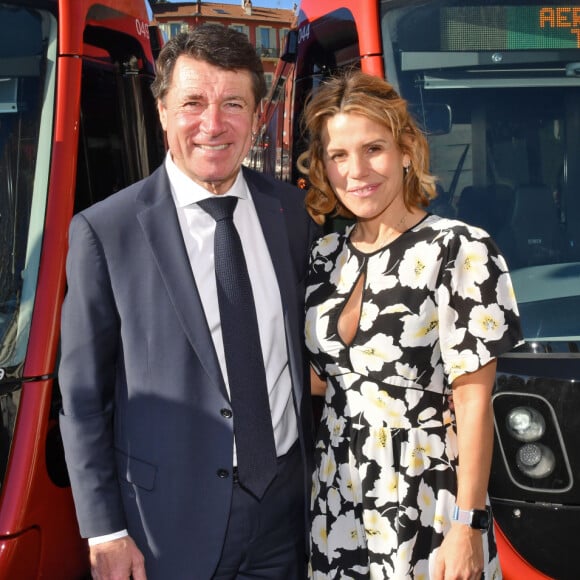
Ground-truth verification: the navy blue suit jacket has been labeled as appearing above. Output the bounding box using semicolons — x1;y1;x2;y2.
59;164;319;578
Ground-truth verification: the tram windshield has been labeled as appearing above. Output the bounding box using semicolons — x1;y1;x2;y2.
0;4;56;376
383;1;580;346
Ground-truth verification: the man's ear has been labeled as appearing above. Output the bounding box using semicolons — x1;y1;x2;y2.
158;100;168;131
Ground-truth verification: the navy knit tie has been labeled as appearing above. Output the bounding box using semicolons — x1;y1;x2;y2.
198;196;277;498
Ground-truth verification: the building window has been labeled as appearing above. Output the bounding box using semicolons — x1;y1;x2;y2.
264;72;274;95
161;21;188;39
256;26;277;58
229;24;249;39
280;28;290;51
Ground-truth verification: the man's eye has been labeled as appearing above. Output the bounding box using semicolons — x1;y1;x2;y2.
224;101;246;112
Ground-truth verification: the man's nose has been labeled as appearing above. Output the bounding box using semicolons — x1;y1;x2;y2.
199;104;226;134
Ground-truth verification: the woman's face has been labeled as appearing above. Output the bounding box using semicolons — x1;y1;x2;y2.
321;112;410;222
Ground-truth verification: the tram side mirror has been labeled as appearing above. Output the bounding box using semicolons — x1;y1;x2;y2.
0;79;18;114
410;103;452;136
281;30;298;63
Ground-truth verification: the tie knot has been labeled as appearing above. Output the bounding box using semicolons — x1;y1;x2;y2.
198;196;238;222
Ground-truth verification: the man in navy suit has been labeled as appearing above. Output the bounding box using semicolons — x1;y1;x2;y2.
59;24;319;579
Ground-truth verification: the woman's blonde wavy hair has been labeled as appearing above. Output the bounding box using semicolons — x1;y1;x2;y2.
297;70;437;225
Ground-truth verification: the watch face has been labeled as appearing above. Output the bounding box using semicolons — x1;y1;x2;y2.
471;509;491;530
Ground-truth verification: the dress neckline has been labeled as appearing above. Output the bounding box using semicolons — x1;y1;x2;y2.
346;213;432;257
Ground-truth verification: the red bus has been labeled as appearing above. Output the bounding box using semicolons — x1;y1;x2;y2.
0;0;164;576
253;1;580;579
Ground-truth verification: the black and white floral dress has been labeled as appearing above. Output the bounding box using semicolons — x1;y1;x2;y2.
305;214;522;579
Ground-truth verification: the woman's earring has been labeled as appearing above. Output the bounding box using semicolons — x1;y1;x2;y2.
404;164;410;175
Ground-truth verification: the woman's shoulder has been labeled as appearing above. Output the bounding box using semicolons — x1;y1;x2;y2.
418;213;494;242
309;225;352;258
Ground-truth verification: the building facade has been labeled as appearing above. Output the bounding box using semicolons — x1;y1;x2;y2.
150;1;295;92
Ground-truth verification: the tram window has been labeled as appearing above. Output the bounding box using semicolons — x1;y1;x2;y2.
74;61;127;213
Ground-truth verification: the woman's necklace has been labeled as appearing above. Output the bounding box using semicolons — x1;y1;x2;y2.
351;211;408;252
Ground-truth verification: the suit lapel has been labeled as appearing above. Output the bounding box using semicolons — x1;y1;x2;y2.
244;170;304;400
135;167;226;395
245;171;296;316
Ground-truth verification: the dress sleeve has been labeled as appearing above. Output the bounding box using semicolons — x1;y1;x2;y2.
436;225;524;385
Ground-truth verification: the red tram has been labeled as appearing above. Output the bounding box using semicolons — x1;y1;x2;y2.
252;2;580;578
0;0;164;576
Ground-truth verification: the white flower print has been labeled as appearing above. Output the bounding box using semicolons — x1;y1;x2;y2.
338;463;363;504
311;514;329;555
328;511;364;557
417;406;443;429
496;272;519;313
380;303;411;317
390;535;417;578
367;464;410;507
444;347;480;384
468;304;507;341
361;426;391;460
314;232;341;257
326;407;347;447
436;285;467;352
327;487;342;518
399;240;441;290
383;362;422;391
360;301;380;332
450;236;490;301
369;562;390;580
363;509;397;555
401;430;446;477
350;333;403;374
400;297;439;348
330;246;361;294
305;299;343;356
413;557;430;580
318;447;337;485
417;479;436;528
367;249;398;294
349;382;411;428
397;362;419;382
491;252;508;272
445;424;458;462
476;339;491;364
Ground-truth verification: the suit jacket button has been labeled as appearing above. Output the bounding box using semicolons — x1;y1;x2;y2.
217;469;230;479
220;408;233;419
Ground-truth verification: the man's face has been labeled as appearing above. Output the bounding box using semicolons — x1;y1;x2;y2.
158;56;258;194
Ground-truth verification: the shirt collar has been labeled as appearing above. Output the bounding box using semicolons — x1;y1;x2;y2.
165;153;248;208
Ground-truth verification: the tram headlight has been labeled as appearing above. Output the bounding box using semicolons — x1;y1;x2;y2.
506;406;545;442
516;443;556;479
492;388;573;493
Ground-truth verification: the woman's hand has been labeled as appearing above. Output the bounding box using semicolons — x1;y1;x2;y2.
433;523;484;580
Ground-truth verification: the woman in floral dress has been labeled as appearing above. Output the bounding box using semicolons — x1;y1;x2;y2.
299;72;522;579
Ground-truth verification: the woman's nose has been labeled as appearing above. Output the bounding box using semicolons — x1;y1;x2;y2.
347;153;368;178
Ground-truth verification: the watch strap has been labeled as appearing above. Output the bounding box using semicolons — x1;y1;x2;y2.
452;505;473;525
452;505;491;530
